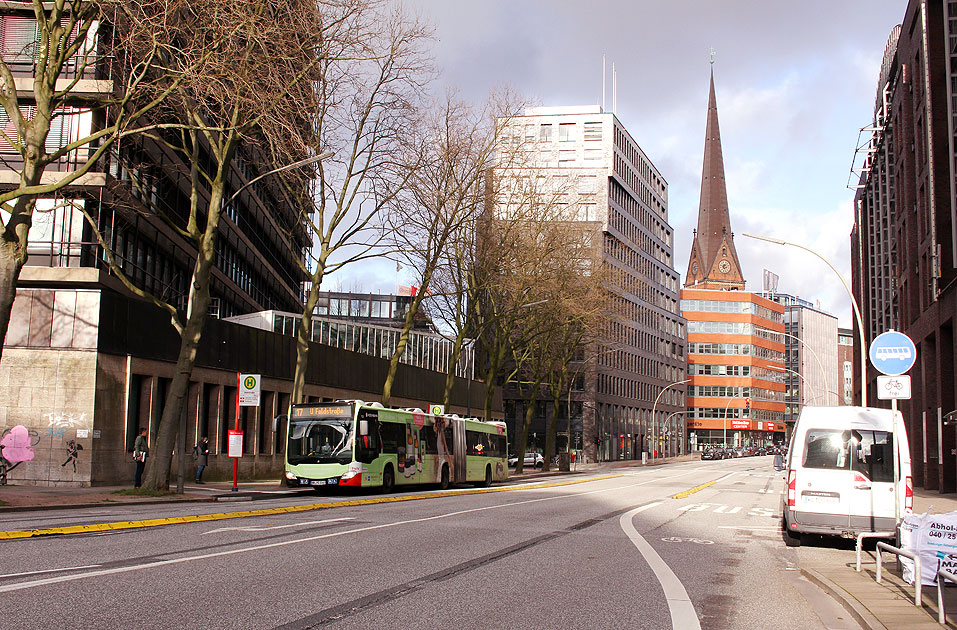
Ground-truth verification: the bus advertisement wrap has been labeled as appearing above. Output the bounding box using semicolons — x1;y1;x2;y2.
284;402;508;491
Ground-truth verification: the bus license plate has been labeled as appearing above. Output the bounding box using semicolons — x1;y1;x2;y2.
310;479;326;486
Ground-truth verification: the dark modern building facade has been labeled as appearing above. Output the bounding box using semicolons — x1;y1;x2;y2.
851;0;957;493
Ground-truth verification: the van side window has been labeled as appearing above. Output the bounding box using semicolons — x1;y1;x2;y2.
803;430;850;469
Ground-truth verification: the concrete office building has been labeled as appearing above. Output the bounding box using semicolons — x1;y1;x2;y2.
682;71;786;450
850;1;957;493
496;105;686;462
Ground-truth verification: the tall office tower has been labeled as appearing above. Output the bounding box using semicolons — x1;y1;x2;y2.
851;1;957;493
495;105;686;462
681;71;786;450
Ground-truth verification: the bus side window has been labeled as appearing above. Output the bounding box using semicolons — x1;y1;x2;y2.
423;426;438;454
380;421;402;454
445;427;454;454
357;419;380;463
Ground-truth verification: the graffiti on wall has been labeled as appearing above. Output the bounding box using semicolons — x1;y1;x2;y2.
0;425;40;485
61;439;84;473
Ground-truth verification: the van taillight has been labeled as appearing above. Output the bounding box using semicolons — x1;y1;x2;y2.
905;475;913;513
787;470;796;507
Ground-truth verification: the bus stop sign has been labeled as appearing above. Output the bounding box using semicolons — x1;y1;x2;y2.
869;330;916;376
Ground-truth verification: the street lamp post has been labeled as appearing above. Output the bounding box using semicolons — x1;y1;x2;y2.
664;410;692;454
651;379;690;459
743;233;868;404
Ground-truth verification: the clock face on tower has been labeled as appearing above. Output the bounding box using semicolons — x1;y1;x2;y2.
718;260;731;273
691;262;698;275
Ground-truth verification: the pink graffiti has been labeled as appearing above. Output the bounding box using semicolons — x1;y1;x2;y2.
0;425;36;464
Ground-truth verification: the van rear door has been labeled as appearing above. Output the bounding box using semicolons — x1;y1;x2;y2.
798;429;851;529
847;430;897;531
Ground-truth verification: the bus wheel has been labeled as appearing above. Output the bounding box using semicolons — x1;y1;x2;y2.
439;464;450;490
382;465;395;494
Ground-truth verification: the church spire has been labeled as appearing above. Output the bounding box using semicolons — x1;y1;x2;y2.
684;67;745;290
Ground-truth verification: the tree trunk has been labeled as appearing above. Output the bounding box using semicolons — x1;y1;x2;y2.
0;147;46;362
291;279;324;405
141;176;226;490
441;331;466;407
382;287;428;407
543;395;558;472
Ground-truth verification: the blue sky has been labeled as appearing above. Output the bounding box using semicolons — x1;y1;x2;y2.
330;0;908;327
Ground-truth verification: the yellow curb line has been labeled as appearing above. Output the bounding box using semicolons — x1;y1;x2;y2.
0;474;622;540
672;479;718;500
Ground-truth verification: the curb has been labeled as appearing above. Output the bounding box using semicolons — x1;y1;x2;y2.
801;568;886;630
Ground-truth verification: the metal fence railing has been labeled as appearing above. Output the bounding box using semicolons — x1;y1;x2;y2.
875;541;922;607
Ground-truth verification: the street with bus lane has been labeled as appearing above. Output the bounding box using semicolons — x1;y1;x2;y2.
0;457;862;630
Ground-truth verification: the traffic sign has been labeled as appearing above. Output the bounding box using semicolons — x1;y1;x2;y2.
877;375;912;400
239;373;261;406
869;330;916;376
429;404;445;416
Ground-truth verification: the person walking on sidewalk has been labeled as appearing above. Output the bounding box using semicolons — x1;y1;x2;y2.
133;428;148;488
193;436;209;484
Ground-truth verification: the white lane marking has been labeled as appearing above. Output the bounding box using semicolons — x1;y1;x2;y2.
620;504;701;630
0;470;702;594
202;517;354;535
0;564;102;579
717;526;781;532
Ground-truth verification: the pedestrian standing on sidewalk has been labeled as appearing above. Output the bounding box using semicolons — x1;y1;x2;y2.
133;428;148;488
193;436;209;484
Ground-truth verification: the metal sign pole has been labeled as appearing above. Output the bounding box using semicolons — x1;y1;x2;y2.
233;372;240;492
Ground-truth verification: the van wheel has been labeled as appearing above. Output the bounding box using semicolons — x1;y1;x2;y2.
783;517;802;547
439;464;450;490
382;465;395;494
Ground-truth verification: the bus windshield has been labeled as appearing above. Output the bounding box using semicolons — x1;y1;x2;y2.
287;419;354;465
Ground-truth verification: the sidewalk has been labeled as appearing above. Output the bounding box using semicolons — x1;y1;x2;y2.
801;488;957;630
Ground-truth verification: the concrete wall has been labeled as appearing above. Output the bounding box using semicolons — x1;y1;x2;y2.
0;348;98;486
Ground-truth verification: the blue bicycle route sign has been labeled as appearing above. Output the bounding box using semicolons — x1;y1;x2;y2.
869;330;917;376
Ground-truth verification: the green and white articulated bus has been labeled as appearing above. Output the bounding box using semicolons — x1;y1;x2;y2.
283;401;508;492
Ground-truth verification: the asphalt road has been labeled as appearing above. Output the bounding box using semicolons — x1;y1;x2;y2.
0;457;861;629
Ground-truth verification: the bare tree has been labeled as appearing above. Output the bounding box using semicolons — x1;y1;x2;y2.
0;0;184;361
379;92;514;407
280;2;432;406
80;0;345;490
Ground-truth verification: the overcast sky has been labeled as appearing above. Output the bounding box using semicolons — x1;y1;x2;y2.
331;0;908;327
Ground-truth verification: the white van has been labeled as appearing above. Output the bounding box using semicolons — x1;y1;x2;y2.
782;406;912;546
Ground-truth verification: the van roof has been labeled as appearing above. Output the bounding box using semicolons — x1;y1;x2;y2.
796;406;901;431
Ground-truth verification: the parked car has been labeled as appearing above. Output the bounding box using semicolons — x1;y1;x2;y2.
508;453;544;469
701;449;718;460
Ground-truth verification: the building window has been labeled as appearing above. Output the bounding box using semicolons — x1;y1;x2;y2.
540;124;553;142
559;123;575;142
584;148;602;160
584;122;602;141
559;150;575;163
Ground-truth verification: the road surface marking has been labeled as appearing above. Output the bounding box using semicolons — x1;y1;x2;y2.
0;564;102;579
0;481;668;593
620;504;700;630
202;517;354;535
0;474;621;540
